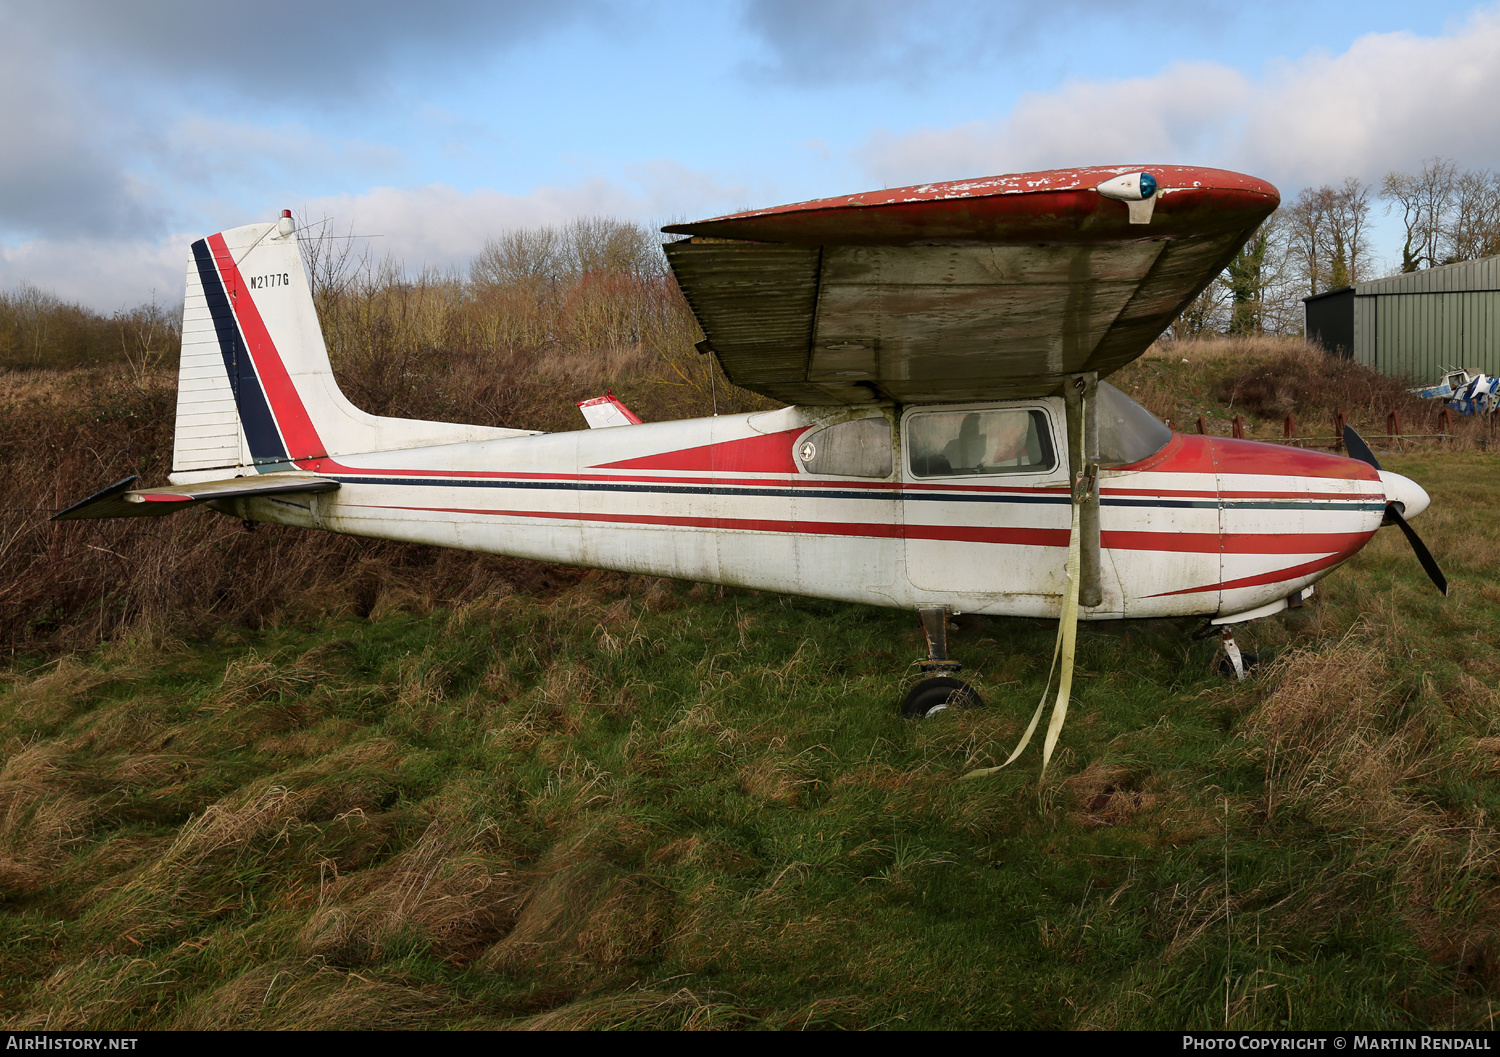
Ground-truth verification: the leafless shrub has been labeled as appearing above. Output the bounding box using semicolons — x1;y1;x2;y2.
1217;347;1443;430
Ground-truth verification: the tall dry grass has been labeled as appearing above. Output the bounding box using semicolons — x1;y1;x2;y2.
1;221;775;656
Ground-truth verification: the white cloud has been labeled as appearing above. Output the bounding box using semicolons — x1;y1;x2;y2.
0;236;193;312
0;164;759;310
859;61;1250;186
1242;15;1500;185
857;8;1500;192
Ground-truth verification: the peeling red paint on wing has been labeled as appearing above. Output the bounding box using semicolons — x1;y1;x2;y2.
664;165;1280;247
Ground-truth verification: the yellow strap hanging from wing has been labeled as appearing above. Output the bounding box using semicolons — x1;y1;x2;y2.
963;389;1086;787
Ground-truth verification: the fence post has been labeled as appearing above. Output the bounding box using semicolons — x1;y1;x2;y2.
1284;413;1297;442
1334;411;1346;450
1232;414;1244;439
1439;406;1453;439
1196;416;1207;435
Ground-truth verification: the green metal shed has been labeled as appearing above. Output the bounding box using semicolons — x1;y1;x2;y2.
1303;255;1500;383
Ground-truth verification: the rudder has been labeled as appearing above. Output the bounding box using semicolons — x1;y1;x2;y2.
171;214;529;483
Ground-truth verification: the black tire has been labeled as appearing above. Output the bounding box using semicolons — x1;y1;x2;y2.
900;676;983;718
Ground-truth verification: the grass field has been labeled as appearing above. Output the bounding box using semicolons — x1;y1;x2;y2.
3;444;1498;1030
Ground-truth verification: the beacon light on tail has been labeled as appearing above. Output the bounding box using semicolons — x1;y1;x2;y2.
55;166;1445;778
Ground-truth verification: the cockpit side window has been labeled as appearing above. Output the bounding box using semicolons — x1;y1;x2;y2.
797;416;893;478
1096;381;1173;467
907;408;1054;478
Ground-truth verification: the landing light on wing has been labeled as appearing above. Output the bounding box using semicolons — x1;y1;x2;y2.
1096;171;1159;224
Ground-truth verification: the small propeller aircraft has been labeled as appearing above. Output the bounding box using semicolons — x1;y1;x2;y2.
55;165;1446;766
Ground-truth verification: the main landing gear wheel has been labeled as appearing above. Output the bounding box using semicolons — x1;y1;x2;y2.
901;676;984;718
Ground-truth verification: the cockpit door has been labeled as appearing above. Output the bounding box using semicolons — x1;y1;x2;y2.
901;400;1076;601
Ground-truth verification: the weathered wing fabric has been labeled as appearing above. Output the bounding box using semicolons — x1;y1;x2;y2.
663;165;1279;405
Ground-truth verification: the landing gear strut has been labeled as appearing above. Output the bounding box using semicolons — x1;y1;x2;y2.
1214;627;1259;681
901;608;984;718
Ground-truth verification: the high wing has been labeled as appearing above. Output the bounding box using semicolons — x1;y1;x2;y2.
53;474;339;520
662;165;1279;405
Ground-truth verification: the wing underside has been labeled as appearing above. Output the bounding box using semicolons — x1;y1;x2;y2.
663;165;1279;405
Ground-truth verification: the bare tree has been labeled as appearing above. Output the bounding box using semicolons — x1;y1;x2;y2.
1324;177;1373;287
1168;280;1228;339
471;226;564;291
1224;213;1286;335
1444;168;1500;263
563;217;663;278
1286;187;1331;296
296;212;367;313
1380;157;1456;272
1283;179;1373;296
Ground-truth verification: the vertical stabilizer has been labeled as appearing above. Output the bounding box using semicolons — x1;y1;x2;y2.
171;215;532;482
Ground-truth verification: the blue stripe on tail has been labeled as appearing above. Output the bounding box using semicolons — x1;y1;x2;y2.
191;239;288;467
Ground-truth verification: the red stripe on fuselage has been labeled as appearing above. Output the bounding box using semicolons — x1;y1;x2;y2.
351;504;1373;560
1103;530;1374;554
355;504;1073;546
1148;552;1355;596
207;233;327;461
593;428;803;473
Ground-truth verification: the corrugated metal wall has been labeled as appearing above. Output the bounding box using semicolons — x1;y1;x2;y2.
1308;256;1500;383
1306;289;1354;356
1358;255;1500;295
1372;291;1500;381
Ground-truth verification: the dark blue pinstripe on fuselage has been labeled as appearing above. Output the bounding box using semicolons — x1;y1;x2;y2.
191;239;287;466
319;475;1386;511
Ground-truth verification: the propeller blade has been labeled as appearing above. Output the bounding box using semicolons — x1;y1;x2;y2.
1343;425;1382;471
1386;503;1448;596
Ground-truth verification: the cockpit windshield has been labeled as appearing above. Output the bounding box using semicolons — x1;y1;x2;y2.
1096;381;1172;467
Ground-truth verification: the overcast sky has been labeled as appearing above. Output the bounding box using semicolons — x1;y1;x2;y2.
3;0;1498;309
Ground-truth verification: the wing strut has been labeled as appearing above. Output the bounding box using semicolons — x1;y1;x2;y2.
964;372;1098;790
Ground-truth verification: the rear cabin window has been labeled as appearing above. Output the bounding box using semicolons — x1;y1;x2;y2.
1096;382;1172;467
907;408;1054;478
796;417;893;478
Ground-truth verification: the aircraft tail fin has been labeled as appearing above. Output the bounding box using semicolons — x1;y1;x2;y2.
172;213;531;482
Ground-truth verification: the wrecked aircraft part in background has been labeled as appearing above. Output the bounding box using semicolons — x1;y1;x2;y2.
1411;368;1500;416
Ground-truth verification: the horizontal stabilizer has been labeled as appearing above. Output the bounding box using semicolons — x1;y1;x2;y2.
53;474;339;521
577;393;643;428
